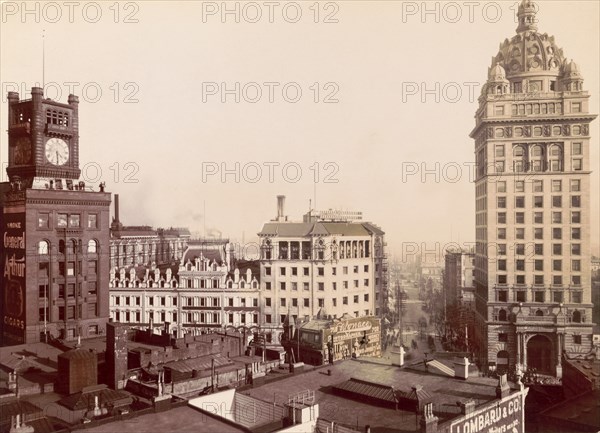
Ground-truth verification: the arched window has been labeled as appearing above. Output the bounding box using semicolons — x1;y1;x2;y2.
530;145;545;172
498;309;508;321
87;239;98;253
38;240;50;255
535;309;544;317
572;310;582;323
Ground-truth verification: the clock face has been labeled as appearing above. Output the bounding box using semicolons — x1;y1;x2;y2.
14;136;32;165
45;138;69;166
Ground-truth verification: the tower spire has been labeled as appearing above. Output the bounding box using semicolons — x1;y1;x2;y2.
516;0;538;33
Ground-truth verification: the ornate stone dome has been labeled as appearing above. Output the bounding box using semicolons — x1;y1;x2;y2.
491;0;566;79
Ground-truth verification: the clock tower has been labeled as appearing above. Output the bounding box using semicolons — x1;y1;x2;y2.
1;87;111;346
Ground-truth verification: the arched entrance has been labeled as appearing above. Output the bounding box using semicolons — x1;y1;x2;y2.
527;335;553;374
497;350;510;375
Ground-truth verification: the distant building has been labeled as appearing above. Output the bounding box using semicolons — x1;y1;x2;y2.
470;0;596;376
257;195;387;346
443;249;475;308
109;194;190;268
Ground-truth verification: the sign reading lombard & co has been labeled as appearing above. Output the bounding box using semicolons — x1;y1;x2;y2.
449;389;528;433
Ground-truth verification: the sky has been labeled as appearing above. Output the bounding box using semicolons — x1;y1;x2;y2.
1;0;599;260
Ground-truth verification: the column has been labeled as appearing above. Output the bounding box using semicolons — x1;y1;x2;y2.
516;332;521;367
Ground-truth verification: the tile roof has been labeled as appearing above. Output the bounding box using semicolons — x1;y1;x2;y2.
333;378;397;404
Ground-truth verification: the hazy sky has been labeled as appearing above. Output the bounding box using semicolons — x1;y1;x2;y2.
1;1;599;259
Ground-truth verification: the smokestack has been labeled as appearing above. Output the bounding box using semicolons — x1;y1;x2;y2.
114;194;120;223
277;195;286;221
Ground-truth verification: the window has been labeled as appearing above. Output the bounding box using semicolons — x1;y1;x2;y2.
516;275;525;285
291;267;297;276
498;260;507;271
552;212;562;224
303;282;309;291
571;196;581;208
553;244;562;255
533;180;543;192
87;239;98;253
38;213;50;228
515;244;525;255
571;102;582;113
553;291;563;303
68;214;80;228
571;211;581;223
497;275;507;285
553;275;563;286
515;212;524;224
570;179;581;192
499;333;508;342
497;181;506;193
552;180;562;192
515;228;525;239
304;298;310;307
516;291;526;302
571;228;581;240
534;275;544;285
553;260;562;271
280;282;286;291
57;213;68;227
573;159;582;170
280;298;286;307
535;244;543;255
534;228;543;239
291;282;298;291
292;298;298;307
331;267;337;276
534;196;543;208
572;275;581;285
498;290;507;301
552;196;562;208
515;196;525;208
572;292;582;303
496;161;505;173
364;265;369;272
343;296;348;305
266;315;272;323
497;228;506;240
353;295;359;304
265;267;271;276
265;282;272;290
534;260;544;271
534;291;544;302
497;197;506;208
534;212;543;224
572;260;581;271
516;260;525;271
303;267;309;276
318;267;324;276
318;282;324;291
88;260;98;274
497;212;506;224
573;335;582;345
515;181;525;192
318;298;325;307
495;145;505;157
87;214;97;229
265;297;271;307
364;279;369;286
571;244;581;255
280;267;286;276
552;228;562;240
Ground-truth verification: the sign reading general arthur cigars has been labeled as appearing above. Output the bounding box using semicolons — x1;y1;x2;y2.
2;210;27;344
450;391;527;433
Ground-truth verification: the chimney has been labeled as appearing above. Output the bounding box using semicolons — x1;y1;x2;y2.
277;195;286;221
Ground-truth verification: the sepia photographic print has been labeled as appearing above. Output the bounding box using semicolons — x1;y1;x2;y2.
0;1;598;432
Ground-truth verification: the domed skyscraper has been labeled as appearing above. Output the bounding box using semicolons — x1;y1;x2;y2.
469;0;596;378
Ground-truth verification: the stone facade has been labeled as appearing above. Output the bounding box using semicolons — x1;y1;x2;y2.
470;0;596;376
